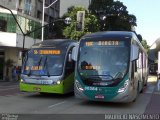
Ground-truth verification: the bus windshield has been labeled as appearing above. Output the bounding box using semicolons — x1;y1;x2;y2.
78;39;130;82
22;48;65;76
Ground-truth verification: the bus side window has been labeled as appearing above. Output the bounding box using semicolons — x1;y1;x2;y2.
135;61;137;72
132;61;137;77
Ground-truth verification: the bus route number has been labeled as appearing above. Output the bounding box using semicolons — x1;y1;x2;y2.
85;86;98;91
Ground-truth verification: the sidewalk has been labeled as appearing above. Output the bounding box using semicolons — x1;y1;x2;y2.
144;80;160;114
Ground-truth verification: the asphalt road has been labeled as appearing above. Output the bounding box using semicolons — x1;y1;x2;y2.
0;75;158;120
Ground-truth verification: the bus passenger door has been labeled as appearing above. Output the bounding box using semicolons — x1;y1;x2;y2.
63;49;75;93
131;44;139;93
131;61;138;90
138;52;144;92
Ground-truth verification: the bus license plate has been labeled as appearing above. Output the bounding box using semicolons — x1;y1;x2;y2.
95;95;104;99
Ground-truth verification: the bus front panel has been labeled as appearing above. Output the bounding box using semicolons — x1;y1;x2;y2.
20;48;74;94
75;38;134;102
20;72;74;94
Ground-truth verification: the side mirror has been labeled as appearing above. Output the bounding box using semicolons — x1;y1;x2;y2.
71;45;79;61
131;44;139;61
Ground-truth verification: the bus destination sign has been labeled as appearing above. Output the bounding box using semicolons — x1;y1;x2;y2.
33;50;61;55
85;41;124;47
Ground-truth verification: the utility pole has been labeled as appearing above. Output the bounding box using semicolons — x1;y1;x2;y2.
42;0;59;41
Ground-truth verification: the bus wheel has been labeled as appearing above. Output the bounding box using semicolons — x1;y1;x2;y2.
140;88;143;93
144;80;148;86
144;77;148;86
39;92;48;96
140;80;144;93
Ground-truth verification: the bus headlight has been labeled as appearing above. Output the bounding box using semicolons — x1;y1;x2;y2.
20;79;24;83
75;80;84;91
56;80;61;85
118;80;129;93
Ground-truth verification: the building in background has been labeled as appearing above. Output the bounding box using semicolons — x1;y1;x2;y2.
0;0;91;80
148;37;160;74
59;0;91;17
0;0;60;80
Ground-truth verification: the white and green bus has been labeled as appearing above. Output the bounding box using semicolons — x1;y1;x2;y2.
73;31;148;102
20;39;77;94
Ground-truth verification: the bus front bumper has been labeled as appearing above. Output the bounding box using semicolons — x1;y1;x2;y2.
20;82;64;94
74;82;135;102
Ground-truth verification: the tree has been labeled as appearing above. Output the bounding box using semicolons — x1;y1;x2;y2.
48;20;66;39
28;20;42;39
63;6;100;40
89;0;137;31
141;39;150;52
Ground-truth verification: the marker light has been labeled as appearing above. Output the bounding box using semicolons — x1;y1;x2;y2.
118;80;129;93
75;80;84;91
56;80;61;85
20;79;24;83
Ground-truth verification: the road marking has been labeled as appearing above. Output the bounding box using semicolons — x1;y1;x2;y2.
48;101;66;109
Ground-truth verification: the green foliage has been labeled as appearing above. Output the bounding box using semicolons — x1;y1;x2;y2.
141;39;150;52
89;0;137;31
63;6;100;40
28;20;42;39
51;21;65;38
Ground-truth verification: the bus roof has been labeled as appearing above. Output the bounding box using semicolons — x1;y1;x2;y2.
31;39;77;48
82;31;137;39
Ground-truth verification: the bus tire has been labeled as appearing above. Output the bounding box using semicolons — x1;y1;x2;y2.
144;80;148;86
140;80;144;93
39;92;48;96
144;83;147;86
140;88;143;93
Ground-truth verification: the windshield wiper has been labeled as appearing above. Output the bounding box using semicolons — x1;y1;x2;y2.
43;56;50;77
38;56;42;69
114;72;123;79
87;76;101;80
87;75;114;81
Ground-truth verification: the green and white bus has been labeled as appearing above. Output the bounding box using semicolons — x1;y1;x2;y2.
20;39;77;94
73;31;148;102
